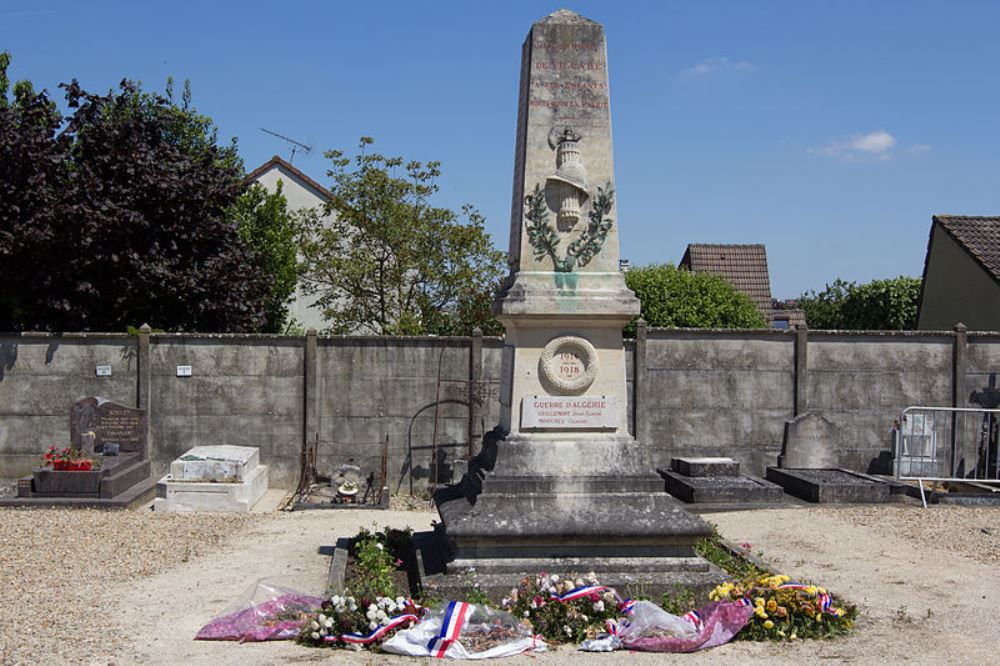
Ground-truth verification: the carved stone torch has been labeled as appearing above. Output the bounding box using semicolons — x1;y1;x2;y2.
546;127;589;230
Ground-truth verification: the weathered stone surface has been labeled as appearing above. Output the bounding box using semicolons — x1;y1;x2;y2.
169;445;259;482
154;463;269;512
504;9;621;276
70;397;146;456
779;411;839;469
661;470;784;504
671;456;741;477
765;467;890;503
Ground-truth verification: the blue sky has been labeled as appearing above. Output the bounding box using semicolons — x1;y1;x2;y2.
4;1;999;297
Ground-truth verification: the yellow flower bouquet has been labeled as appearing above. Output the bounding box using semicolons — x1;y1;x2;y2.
709;573;856;641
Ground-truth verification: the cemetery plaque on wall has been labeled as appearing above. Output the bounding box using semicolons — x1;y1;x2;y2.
70;397;147;456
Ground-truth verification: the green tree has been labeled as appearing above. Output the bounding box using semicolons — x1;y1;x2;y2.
623;263;767;333
797;276;920;330
228;182;300;333
298;137;506;335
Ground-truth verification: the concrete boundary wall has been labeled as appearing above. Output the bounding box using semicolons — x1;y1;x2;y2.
1;324;996;492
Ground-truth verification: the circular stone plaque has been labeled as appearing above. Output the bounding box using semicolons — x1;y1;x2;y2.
539;335;599;392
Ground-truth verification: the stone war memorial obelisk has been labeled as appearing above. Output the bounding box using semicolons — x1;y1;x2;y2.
431;9;717;598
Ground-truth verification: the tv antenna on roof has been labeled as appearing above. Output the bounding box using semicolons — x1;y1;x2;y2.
260;127;313;164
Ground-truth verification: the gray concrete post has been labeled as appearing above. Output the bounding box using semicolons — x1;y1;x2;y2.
634;318;648;444
304;329;318;451
468;327;483;456
952;322;967;408
951;323;968;476
137;324;152;461
137;324;151;412
794;324;809;416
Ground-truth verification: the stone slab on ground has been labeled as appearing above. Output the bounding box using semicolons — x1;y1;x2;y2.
170;445;259;483
661;470;785;504
670;457;742;477
766;467;891;503
153;463;269;513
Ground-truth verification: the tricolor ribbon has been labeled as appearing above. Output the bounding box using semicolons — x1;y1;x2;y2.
605;619;619;636
618;598;636;615
683;609;704;633
323;612;419;645
551;585;613;603
776;583;840;616
736;597;753;607
427;601;471;658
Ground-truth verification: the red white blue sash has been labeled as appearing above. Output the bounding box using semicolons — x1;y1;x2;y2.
324;613;419;645
427;601;471;658
552;585;624;603
683;609;704;632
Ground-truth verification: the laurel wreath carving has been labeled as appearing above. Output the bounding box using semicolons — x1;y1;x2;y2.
524;182;615;272
539;335;598;393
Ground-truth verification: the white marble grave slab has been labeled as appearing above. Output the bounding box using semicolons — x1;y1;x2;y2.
153;463;269;513
169;445;258;483
520;395;617;430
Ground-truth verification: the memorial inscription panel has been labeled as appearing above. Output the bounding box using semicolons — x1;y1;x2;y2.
521;395;617;430
70;397;147;455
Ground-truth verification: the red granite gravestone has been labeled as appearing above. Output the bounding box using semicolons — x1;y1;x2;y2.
2;396;155;506
69;396;147;457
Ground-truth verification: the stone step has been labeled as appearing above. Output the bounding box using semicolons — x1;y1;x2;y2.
420;569;727;604
447;556;710;575
482;475;664;495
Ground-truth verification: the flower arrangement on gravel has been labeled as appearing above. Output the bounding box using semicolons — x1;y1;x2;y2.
500;572;622;643
40;445;97;471
709;573;857;641
297;593;421;648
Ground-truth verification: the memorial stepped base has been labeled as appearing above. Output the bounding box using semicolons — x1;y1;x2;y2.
429;472;722;600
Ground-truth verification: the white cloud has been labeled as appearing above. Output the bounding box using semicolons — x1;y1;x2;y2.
681;56;753;78
809;130;897;161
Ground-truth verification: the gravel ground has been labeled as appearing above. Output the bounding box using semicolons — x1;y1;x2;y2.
1;503;999;665
813;504;1000;565
0;508;259;664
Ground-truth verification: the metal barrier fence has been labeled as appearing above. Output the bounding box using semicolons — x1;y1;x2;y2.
894;406;1000;488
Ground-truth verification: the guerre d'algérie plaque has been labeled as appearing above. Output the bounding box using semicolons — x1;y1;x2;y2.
521;395;617;430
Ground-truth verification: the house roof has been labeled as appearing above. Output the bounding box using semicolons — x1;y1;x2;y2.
772;308;807;329
931;215;1000;285
679;243;773;319
246;155;332;201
